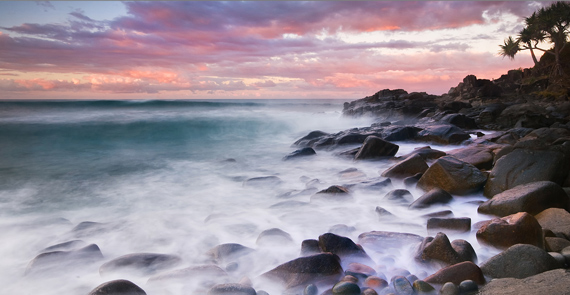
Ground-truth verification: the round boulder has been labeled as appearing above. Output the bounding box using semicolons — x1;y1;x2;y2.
417;156;487;195
88;279;146;295
476;212;544;250
480;244;560;279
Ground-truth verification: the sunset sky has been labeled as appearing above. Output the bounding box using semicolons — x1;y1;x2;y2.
0;1;549;100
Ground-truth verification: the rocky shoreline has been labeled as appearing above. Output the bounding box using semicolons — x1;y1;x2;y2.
30;70;570;295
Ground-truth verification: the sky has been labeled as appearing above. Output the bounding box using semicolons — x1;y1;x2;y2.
0;1;550;100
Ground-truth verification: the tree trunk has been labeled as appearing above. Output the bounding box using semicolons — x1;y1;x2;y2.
529;47;538;65
555;44;564;76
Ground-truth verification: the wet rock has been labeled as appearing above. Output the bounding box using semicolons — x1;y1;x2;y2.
99;253;182;276
420;210;454;218
484;147;570;197
337;132;371;145
440;113;477;129
480;244;560;279
375;206;394;218
362;288;379;295
439;282;459;295
261;253;343;289
447;146;494;170
478;181;569;216
87;279;146;295
311;186;353;202
415;233;473;268
426;217;471;235
364;276;389;290
417;156;487;195
550;252;567;267
283;147;316;160
301;239;321;256
25;244;104;276
338;168;367;180
256;228;294;246
147;264;228;283
391;276;413;295
243;176;282;187
355;136;399;160
294;131;331;147
382;126;422;141
381;154;428;178
383;189;414;203
207;243;255;264
409;188;453;209
535;208;570;239
207;283;256;295
358;231;423;251
424;261;485;285
458;280;478;294
304;284;318;295
477;268;570;295
318;233;372;265
332;281;361;295
399;146;446;161
403;173;423;187
415;125;471;145
41;240;86;252
496;103;554;129
476;212;544;250
451;239;478;264
412;280;436;295
345;262;376;279
545;237;570;252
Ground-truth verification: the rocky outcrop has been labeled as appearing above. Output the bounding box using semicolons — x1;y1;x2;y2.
477;269;570;295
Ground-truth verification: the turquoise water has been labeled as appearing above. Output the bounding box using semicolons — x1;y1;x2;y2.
0;99;492;295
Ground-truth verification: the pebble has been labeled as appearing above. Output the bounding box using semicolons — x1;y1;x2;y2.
332;281;361;295
304;284;318;295
391;276;413;295
458;280;478;294
412;280;435;294
439;282;459;295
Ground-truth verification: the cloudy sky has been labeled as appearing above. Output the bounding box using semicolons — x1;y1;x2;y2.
0;1;549;100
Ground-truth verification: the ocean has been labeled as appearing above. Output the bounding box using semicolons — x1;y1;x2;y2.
0;99;494;294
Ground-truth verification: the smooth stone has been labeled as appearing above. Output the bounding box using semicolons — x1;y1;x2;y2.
447;146;493;170
304;284;318;295
478;181;569;216
412;280;436;295
415;233;475;267
415;125;471;145
207;243;255;264
41;240;86;252
535;208;570;239
283;147;316;160
300;239;321;256
376;206;394;218
87;279;146;295
355;136;399;160
261;253;343;289
480;244;560;279
257;291;269;295
477;269;570;295
420;210;454;219
207;283;256;295
362;288;379;295
391;276;413;295
424;261;485;285
426;217;471;234
99;253;182;276
381;154;428;178
383;189;414;203
545;237;570;252
549;252;566;267
409;188;453;209
364;276;389;290
458;280;478;294
416;156;486;195
256;228;294;246
332;281;360;295
318;233;373;265
399;146;447;161
476;212;544;250
25;244;104;276
439;282;458;295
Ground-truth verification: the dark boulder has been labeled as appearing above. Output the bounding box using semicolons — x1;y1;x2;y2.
478;181;569;216
417;156;487;195
484;147;570;197
87;279;146;295
383;189;414;203
545;237;570;252
399;146;446;161
99;253;182;276
354;136;399;160
480;244;560;279
381;154;428;178
382;126;422;141
536;208;570;240
424;261;485;285
409;188;453;209
476;212;544;250
477;268;570;295
25;244;103;276
294;131;331;147
415;233;475;268
261;253;343;289
283;147;316;160
318;233;373;265
447;146;494;170
300;239;321;257
415;125;471;145
426;217;471;235
440;114;477;129
311;186;353;202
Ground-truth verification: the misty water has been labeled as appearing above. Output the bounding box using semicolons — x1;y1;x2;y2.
0;99;498;295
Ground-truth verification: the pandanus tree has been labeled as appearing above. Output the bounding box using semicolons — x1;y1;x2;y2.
499;1;570;76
